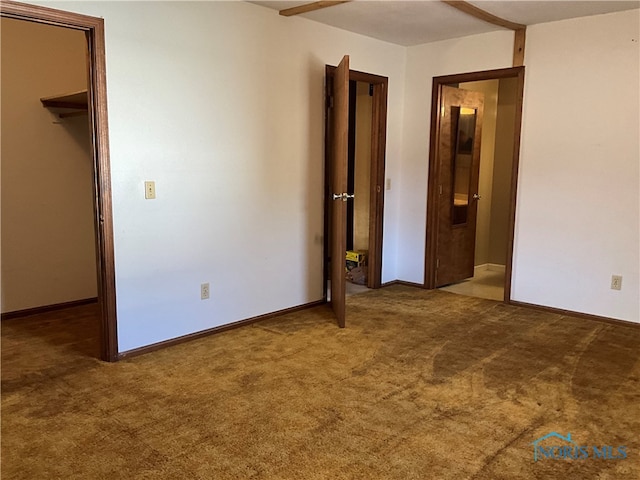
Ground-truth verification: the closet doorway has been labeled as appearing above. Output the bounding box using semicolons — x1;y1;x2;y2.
324;66;388;308
1;1;117;361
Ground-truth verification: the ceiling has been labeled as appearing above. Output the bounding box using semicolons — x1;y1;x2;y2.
250;1;640;46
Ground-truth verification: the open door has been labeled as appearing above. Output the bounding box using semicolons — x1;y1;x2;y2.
329;55;349;327
324;66;388;295
435;85;484;287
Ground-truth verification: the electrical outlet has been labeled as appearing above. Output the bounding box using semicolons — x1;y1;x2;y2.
610;275;622;291
144;181;156;199
201;283;210;300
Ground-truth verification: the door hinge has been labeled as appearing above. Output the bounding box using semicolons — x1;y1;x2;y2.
369;83;374;96
328;96;334;109
439;185;443;195
436;258;440;269
441;105;445;117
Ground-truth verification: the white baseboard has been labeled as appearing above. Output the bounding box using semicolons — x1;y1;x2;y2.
474;263;506;274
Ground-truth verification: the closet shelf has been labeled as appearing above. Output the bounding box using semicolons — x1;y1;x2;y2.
40;90;88;118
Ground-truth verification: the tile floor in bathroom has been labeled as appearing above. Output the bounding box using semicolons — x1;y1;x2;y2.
439;267;504;301
342;266;505;301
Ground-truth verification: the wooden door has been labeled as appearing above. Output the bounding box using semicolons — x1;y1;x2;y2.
329;55;349;327
435;85;484;287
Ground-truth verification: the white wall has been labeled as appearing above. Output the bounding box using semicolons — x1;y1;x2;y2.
398;31;514;283
1;18;97;313
513;10;639;322
34;1;406;351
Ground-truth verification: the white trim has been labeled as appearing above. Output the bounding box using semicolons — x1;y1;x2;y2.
474;263;506;274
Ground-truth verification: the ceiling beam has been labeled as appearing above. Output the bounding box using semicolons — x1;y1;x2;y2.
441;0;525;31
280;0;527;66
279;1;350;17
442;1;526;66
512;27;526;67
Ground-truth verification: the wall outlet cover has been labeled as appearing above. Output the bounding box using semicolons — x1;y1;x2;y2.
610;275;622;291
201;282;210;300
144;181;156;199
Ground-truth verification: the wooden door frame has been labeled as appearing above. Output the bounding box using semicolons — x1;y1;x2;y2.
424;66;525;303
1;0;118;361
324;66;388;294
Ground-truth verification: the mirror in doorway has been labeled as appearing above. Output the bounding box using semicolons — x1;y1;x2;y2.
451;106;477;225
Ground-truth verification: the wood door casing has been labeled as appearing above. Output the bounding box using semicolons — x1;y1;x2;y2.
329;55;349;328
425;67;525;300
435;85;484;287
1;0;118;361
324;67;388;294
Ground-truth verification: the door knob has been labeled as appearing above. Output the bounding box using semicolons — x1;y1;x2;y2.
473;193;481;200
333;193;355;201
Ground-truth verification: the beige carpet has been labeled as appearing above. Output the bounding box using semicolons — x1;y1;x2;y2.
2;285;639;479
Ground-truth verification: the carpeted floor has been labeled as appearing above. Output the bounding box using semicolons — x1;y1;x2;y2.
2;285;639;479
